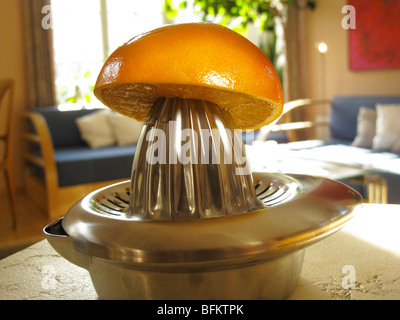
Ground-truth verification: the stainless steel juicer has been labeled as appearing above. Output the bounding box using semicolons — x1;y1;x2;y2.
44;98;362;299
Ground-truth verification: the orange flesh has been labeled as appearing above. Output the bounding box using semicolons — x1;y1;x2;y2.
95;82;281;129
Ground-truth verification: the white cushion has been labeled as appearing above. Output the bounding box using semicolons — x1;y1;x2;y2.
106;113;143;146
351;107;377;148
76;109;116;149
372;104;400;152
391;139;400;153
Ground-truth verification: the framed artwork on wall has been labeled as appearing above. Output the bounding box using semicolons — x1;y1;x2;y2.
349;0;400;70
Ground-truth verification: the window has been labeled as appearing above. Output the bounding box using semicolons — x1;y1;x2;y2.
50;0;277;108
51;0;165;106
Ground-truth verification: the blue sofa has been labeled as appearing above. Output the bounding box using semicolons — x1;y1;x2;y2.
330;96;400;145
23;106;137;218
282;96;400;204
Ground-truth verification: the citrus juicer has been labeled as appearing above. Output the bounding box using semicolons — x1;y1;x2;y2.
44;23;362;299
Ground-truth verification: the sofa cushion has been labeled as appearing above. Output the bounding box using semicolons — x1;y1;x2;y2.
106;113;143;146
351;107;377;148
55;145;136;187
372;104;400;152
330;96;400;142
75;109;116;149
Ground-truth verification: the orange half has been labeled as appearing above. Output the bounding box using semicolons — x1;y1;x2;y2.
94;23;283;129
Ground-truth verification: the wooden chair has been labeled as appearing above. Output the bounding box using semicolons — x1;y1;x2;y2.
256;98;331;142
22;111;128;220
0;79;17;229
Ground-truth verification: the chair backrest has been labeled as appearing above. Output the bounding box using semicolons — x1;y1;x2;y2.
0;79;15;161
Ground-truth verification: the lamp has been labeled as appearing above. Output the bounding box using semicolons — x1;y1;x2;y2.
316;41;328;54
315;41;328;99
315;41;329;139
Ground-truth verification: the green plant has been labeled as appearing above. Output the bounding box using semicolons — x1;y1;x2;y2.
57;70;94;104
164;0;279;35
163;0;315;84
165;0;315;31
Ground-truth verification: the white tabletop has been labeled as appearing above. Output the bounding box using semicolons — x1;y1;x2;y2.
1;203;400;300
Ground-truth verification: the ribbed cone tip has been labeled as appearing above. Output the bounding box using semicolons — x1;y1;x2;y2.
128;98;261;221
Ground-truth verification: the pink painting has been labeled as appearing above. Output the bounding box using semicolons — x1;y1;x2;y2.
349;0;400;70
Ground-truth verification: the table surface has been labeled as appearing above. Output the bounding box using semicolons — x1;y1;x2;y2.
1;203;400;300
246;141;400;179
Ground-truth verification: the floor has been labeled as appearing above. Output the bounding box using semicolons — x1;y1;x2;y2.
0;193;50;260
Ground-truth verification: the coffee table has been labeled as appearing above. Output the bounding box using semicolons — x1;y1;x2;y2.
246;141;389;203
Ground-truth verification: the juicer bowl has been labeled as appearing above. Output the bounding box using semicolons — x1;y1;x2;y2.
44;172;362;300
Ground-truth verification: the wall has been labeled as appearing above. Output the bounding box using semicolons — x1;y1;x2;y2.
0;0;28;193
304;0;400;100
